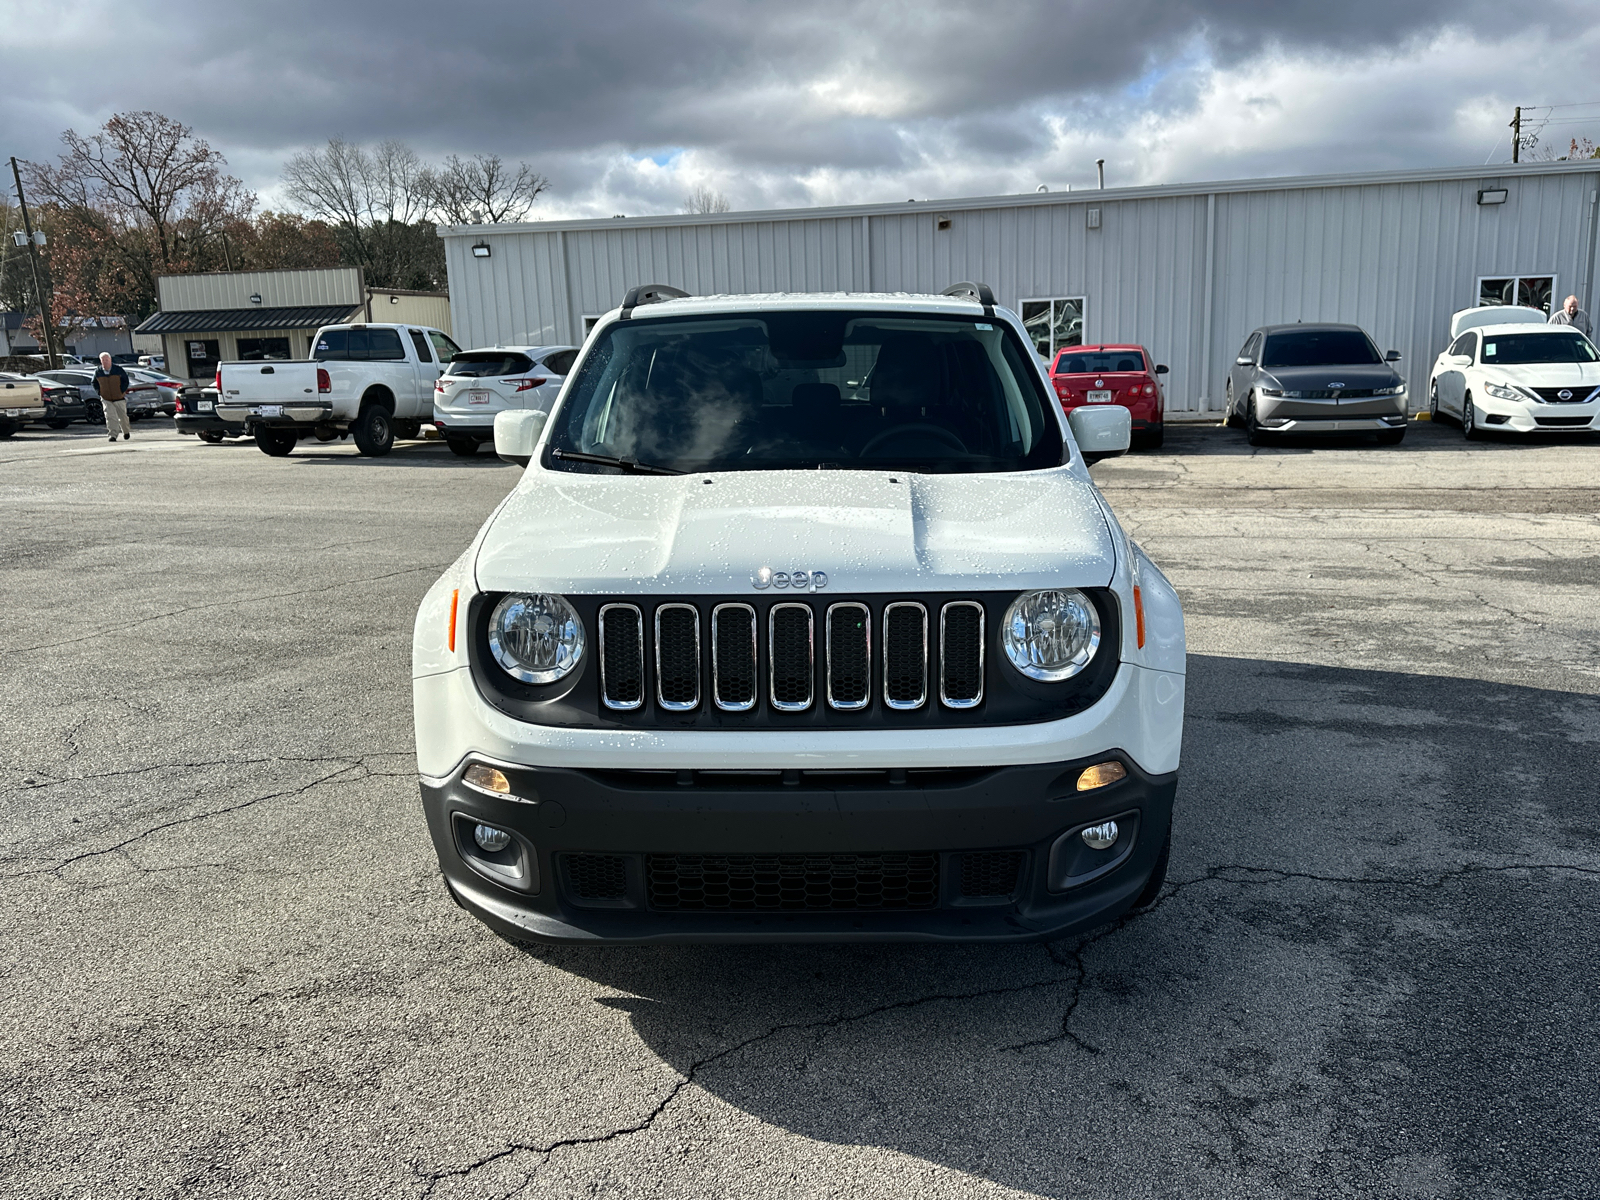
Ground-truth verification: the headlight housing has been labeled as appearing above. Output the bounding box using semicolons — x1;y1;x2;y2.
1484;381;1526;402
1002;589;1101;681
1373;384;1406;396
488;593;585;684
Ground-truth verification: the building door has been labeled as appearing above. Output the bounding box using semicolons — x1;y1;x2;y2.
185;339;221;380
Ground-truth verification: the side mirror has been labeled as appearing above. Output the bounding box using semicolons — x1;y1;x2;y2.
1235;356;1254;367
1385;349;1403;361
494;409;547;467
1154;363;1169;375
1068;405;1131;465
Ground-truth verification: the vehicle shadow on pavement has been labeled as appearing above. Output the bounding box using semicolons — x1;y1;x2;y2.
522;655;1600;1197
1159;420;1600;455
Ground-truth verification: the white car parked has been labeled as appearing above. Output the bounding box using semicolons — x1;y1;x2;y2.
432;344;578;457
1429;310;1600;438
411;284;1186;945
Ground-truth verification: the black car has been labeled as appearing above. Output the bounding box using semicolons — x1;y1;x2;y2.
174;386;246;442
34;370;104;426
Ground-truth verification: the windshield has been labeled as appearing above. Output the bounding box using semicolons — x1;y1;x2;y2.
544;311;1063;474
1261;330;1381;367
1480;331;1599;364
447;351;535;378
1054;350;1146;374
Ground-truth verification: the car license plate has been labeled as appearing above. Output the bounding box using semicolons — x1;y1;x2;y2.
466;390;494;405
1087;390;1112;403
198;401;214;412
257;404;282;417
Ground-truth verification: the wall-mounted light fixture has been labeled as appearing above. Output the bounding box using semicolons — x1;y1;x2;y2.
1478;188;1509;205
389;294;399;304
248;293;262;304
471;242;491;258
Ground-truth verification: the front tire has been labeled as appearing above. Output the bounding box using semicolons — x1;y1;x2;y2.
352;404;395;457
446;437;480;457
0;421;15;439
1462;393;1483;441
1429;383;1440;421
1244;394;1268;446
255;427;297;457
47;420;69;429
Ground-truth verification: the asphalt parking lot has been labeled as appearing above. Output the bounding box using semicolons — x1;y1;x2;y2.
2;418;1597;1198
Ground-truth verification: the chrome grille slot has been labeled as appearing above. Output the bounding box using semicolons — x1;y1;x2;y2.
654;604;701;711
768;603;814;712
826;602;871;710
883;602;928;710
597;603;644;711
939;601;984;708
711;603;757;711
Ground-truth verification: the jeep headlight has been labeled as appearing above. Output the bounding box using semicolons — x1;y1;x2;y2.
1002;589;1101;681
1484;381;1525;402
488;593;585;683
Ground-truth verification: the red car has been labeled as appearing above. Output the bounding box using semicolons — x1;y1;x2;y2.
1050;344;1168;448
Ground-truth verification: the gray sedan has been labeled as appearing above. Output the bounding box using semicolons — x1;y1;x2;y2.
1225;323;1408;445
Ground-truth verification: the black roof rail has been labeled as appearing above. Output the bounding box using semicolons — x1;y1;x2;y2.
941;282;996;317
619;283;691;320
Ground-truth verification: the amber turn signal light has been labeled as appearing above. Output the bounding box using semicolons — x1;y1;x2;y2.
464;764;512;795
1133;584;1145;649
1076;761;1127;791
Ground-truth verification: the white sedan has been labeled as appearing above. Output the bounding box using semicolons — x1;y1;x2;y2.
432;344;578;457
1428;322;1600;438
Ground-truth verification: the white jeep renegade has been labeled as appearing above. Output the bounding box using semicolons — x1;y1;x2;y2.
412;284;1185;944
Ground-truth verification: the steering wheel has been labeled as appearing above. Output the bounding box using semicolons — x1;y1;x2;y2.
860;422;969;457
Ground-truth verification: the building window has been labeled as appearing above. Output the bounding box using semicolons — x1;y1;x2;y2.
1020;297;1086;358
1479;275;1554;313
237;337;292;360
185;339;221;379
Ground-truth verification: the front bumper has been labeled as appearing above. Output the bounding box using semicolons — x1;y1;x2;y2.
423;754;1176;944
1471;396;1599;433
1261;414;1408;434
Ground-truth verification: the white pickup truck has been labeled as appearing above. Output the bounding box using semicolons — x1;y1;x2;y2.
215;322;461;457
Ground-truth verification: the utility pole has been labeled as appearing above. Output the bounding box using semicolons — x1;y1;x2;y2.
1511;106;1522;164
9;156;59;369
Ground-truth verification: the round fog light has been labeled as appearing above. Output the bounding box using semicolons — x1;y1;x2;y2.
1081;820;1120;851
473;824;512;853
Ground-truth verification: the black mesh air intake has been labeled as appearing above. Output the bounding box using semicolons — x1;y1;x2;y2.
827;603;870;709
712;604;757;710
769;604;814;711
883;603;927;709
655;604;700;710
959;851;1024;898
940;602;983;707
598;605;643;710
646;853;938;911
566;854;628;899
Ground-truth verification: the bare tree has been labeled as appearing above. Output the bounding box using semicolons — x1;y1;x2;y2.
283;137;442;288
428;153;548;225
682;185;732;215
23;111;254;319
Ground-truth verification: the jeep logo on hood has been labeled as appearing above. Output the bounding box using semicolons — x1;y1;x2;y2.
753;566;828;591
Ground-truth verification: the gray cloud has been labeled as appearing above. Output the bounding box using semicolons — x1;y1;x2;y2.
1;0;1593;218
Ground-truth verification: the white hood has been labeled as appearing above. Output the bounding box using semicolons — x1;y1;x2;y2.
1481;361;1600;386
473;467;1116;595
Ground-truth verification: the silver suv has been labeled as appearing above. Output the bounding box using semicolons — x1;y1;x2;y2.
1226;323;1408;445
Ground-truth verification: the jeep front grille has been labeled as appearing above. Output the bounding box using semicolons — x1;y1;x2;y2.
825;602;871;710
883;602;928;710
711;604;757;711
939;601;984;708
654;604;700;711
598;604;644;710
768;603;814;711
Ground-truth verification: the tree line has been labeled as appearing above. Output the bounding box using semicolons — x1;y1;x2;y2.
2;111;547;344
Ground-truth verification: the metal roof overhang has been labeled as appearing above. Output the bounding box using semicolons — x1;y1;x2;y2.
134;305;359;334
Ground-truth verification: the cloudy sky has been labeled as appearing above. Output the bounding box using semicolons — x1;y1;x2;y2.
6;0;1600;220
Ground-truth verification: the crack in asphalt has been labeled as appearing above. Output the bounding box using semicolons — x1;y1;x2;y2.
411;854;1597;1195
0;759;371;878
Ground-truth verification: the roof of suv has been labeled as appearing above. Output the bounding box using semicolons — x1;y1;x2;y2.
603;291;997;320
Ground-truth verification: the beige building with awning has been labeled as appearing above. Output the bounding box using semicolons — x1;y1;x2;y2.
135;266;450;380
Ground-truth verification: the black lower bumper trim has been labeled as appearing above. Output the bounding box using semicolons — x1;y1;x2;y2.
421;753;1177;944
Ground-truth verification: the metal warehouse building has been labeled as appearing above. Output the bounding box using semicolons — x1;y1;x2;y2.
437;161;1600;417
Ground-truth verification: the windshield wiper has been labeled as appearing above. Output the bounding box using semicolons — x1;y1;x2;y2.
550;448;684;476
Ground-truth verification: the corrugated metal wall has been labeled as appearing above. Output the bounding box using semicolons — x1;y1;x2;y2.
158;267;364;311
442;166;1600;415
